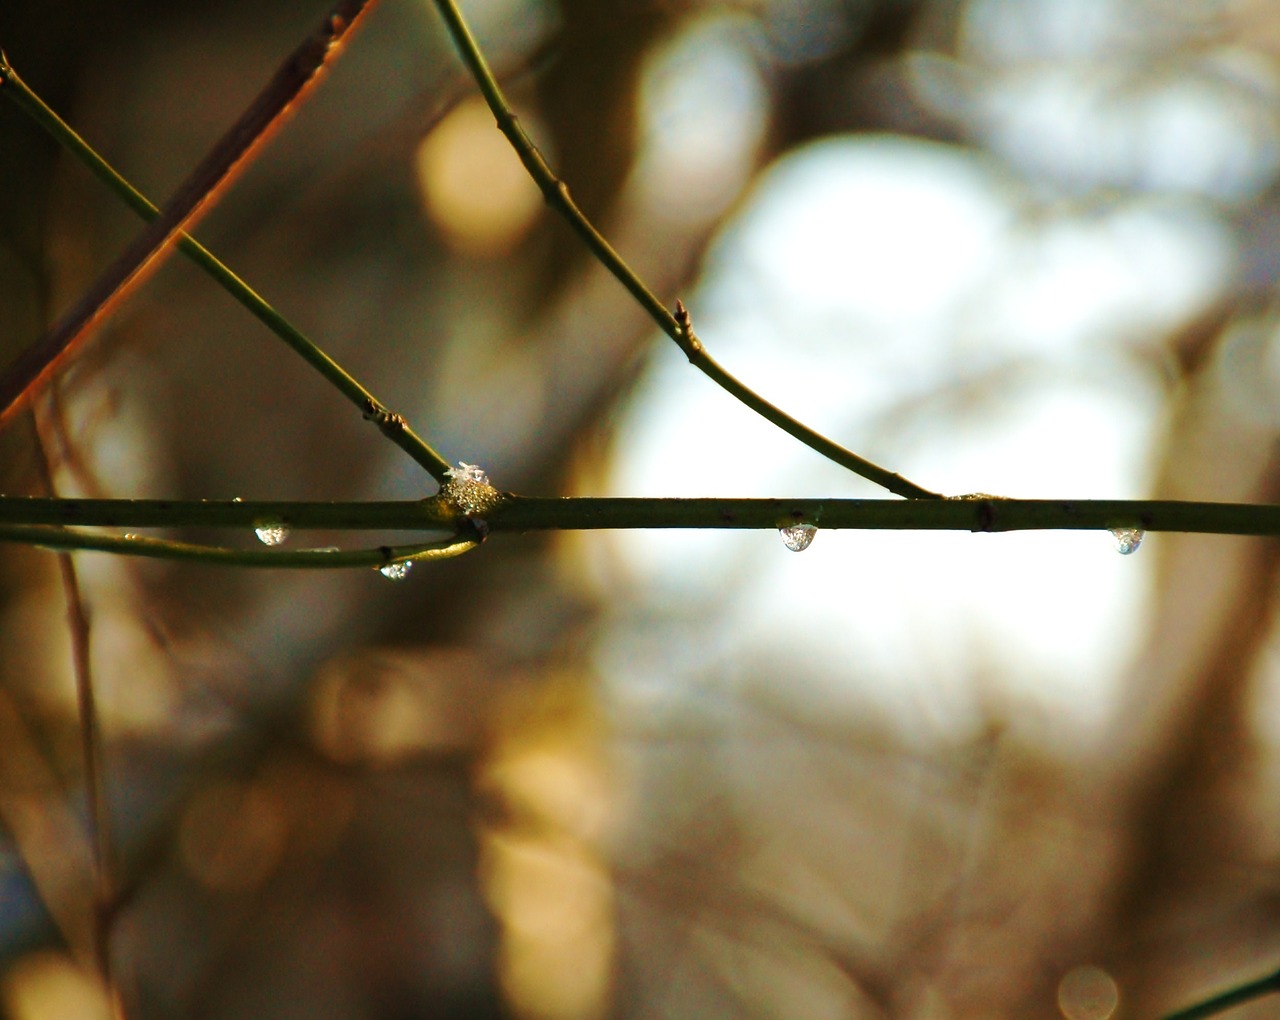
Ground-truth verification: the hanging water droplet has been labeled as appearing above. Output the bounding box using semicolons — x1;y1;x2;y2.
231;496;243;503
254;521;289;546
779;523;817;552
379;561;412;581
1110;527;1144;555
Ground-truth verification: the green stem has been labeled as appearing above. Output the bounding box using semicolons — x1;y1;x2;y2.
2;495;1279;537
429;0;940;501
0;526;478;568
1163;967;1280;1019
0;51;453;484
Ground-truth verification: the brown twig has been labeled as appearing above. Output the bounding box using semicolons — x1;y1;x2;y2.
0;0;377;428
29;401;122;1016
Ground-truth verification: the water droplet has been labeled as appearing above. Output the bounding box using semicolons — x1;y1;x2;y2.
1110;528;1144;555
123;533;138;541
779;523;817;552
231;496;243;503
254;521;289;546
379;561;413;581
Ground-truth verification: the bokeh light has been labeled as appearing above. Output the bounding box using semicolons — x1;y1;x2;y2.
415;95;545;257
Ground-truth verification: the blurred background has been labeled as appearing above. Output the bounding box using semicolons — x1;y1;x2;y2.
1;0;1280;1016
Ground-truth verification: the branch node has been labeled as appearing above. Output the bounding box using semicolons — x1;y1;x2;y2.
362;398;406;433
673;298;704;361
974;499;996;533
674;298;692;334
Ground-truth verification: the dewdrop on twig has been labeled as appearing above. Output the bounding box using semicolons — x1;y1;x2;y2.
779;523;817;552
1110;527;1144;555
254;521;289;546
378;561;413;581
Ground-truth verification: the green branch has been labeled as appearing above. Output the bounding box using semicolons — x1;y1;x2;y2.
0;524;479;569
0;49;453;484
428;0;941;501
2;495;1280;539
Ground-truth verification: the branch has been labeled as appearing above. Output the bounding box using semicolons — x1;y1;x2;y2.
0;48;453;483
429;0;941;500
0;525;479;569
1163;966;1280;1019
2;495;1280;539
0;0;381;430
31;417;120;1014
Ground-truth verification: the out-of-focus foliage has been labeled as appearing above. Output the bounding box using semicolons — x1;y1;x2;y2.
2;0;1280;1017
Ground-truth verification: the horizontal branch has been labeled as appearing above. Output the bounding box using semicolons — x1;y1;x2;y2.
2;495;1280;538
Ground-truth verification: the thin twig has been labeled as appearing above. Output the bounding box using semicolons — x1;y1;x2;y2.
429;0;940;500
0;52;452;483
29;410;121;1017
0;527;480;569
1;495;1280;539
0;0;376;430
1163;966;1280;1019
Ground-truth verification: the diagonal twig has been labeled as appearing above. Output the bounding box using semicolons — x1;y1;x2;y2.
430;0;941;500
0;0;377;429
0;48;453;483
